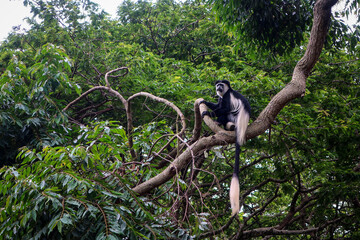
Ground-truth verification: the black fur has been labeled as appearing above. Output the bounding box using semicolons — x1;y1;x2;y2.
201;80;250;128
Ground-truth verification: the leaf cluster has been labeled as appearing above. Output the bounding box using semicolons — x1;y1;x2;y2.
0;121;185;239
0;44;75;165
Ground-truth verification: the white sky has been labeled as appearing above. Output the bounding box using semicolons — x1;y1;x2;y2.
0;0;121;41
0;0;358;42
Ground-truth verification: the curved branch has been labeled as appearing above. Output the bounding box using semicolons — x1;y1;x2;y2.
63;86;127;111
64;68;188;161
128;92;186;137
63;67;135;158
104;67;129;88
194;98;237;143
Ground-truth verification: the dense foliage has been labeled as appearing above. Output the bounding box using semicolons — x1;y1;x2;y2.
0;122;183;239
0;0;359;239
210;0;360;55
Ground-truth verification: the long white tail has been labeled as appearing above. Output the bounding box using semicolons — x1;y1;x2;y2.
229;106;249;216
236;107;250;146
230;174;240;216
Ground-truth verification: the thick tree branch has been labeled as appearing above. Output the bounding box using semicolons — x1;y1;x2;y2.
132;132;234;194
238;216;345;239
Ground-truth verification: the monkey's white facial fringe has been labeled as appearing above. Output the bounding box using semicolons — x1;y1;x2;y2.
230;174;240;216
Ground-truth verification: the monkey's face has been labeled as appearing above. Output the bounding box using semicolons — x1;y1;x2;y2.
216;83;229;97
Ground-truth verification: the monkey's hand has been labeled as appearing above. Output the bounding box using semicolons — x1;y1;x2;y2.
199;100;207;106
201;111;215;118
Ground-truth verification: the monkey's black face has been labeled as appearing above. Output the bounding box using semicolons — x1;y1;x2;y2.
216;82;229;97
216;83;225;93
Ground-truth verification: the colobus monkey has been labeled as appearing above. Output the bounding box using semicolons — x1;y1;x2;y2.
200;80;250;216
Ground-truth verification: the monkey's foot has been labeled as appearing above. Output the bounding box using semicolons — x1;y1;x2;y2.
226;122;235;131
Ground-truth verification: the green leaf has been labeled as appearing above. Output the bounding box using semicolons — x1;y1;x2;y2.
60;213;73;225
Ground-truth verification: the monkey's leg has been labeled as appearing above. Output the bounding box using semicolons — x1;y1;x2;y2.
217;115;229;128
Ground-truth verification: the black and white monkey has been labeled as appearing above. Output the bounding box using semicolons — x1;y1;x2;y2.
200;80;251;216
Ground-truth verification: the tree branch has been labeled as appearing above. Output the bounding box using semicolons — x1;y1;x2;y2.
128;92;186;137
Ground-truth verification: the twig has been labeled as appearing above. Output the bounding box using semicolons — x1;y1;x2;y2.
128;92;186;137
95;203;109;237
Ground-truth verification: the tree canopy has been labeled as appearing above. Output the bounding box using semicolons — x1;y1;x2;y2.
0;0;359;239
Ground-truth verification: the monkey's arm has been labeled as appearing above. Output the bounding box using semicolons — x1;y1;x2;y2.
199;100;219;111
200;100;217;118
200;98;230;118
212;103;230;117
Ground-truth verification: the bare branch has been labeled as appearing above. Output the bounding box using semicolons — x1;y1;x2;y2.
63;86;127;111
132;132;233;195
128;92;186;137
104;67;129;88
